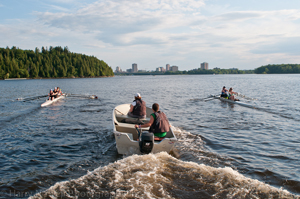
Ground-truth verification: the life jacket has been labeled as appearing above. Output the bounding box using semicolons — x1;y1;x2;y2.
149;111;170;133
132;99;146;116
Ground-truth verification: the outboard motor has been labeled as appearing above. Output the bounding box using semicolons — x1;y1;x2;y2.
139;132;154;154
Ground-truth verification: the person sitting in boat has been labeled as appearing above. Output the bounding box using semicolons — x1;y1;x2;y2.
228;87;239;101
57;87;62;96
221;86;228;98
53;87;58;98
48;89;55;100
128;93;146;119
135;103;170;139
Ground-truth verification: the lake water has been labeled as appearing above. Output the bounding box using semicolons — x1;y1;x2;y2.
0;74;299;198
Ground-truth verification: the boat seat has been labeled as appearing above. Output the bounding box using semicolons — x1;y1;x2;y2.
115;122;149;140
154;137;165;141
116;122;149;129
116;114;149;121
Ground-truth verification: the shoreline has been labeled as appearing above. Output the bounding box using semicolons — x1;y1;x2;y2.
2;76;114;81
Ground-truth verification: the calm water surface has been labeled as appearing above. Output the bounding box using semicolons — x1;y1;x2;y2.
0;74;299;198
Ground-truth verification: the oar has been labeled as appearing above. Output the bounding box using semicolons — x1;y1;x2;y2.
115;109;125;115
21;95;48;102
204;95;218;102
190;95;216;101
68;94;98;99
236;93;257;100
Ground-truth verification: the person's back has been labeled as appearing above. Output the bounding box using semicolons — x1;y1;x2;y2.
128;93;146;118
132;99;146;116
149;103;170;138
221;86;228;98
135;103;170;139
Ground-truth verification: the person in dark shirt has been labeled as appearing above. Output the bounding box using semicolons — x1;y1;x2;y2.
135;103;170;139
128;93;146;119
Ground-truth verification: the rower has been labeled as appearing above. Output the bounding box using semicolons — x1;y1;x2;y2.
57;87;62;96
228;87;240;101
53;87;58;98
220;86;228;98
48;89;55;100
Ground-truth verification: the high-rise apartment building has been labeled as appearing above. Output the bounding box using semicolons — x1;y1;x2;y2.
166;64;170;71
201;62;208;70
132;63;138;73
170;66;178;72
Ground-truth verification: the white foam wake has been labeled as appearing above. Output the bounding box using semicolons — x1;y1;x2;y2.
30;152;296;199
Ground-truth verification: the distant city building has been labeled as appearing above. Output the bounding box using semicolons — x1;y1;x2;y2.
158;67;165;72
127;69;132;73
115;66;122;73
132;63;138;73
201;62;208;70
138;70;146;72
170;66;178;72
156;67;161;72
166;64;170;71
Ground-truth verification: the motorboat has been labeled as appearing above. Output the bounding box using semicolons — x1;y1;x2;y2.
112;104;177;155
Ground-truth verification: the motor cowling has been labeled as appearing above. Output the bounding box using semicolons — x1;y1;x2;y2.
139;132;154;154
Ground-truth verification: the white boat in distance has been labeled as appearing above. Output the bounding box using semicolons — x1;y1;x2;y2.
113;104;177;155
41;94;65;107
212;95;255;108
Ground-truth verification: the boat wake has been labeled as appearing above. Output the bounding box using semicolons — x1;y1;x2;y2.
30;152;297;199
29;127;298;199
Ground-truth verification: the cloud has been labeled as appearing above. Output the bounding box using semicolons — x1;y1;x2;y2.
213;11;263;21
1;0;300;70
34;0;206;45
252;37;300;55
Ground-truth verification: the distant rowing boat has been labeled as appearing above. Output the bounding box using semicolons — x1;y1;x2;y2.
41;95;65;107
212;95;255;108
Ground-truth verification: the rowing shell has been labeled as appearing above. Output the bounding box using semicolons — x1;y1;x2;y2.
41;95;65;107
212;95;255;108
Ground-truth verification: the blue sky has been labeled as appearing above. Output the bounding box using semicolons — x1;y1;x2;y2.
1;0;300;71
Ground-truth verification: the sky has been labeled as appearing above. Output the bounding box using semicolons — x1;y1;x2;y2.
1;0;300;71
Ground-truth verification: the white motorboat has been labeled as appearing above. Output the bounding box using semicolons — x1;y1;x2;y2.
41;94;65;107
113;104;177;155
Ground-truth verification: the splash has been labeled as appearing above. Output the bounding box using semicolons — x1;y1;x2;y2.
30;152;297;199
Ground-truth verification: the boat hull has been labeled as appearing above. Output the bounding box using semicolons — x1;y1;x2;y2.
41;95;65;107
213;95;254;108
113;104;177;155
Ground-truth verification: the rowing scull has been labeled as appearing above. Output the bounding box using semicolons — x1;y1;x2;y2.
212;95;256;108
41;94;65;107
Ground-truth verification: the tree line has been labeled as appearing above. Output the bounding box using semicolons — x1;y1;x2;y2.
0;46;114;79
118;64;300;76
254;64;300;74
118;68;254;75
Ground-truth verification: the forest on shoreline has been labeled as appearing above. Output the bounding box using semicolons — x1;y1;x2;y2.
0;46;114;79
1;46;299;79
254;64;300;74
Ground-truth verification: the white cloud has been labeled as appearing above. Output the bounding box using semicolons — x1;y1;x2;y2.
1;0;300;70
